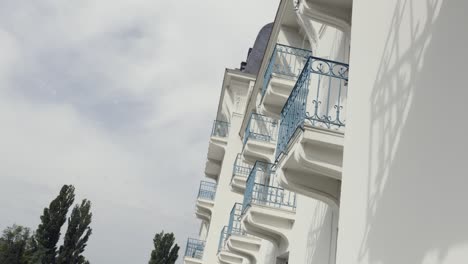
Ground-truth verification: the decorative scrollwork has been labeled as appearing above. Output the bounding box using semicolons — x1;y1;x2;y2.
276;56;349;160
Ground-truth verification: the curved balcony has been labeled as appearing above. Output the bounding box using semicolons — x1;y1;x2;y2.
183;238;205;264
218;252;244;264
214;203;261;264
205;120;229;180
275;56;348;206
217;226;245;264
259;44;312;118
227;235;261;264
241;162;296;248
231;154;254;193
242;113;278;164
195;181;216;223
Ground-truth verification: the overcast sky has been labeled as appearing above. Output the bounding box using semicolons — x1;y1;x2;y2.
0;0;278;263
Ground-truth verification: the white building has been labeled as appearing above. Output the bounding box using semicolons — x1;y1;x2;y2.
184;0;468;263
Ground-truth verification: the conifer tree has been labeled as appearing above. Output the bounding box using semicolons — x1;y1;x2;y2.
148;231;179;264
56;199;92;264
34;185;75;264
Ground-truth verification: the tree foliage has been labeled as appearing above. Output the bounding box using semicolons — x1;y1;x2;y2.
148;231;179;264
0;225;34;264
0;185;94;264
56;199;92;264
35;185;75;264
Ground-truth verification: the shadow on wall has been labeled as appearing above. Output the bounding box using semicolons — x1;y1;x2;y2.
307;202;333;264
360;0;468;263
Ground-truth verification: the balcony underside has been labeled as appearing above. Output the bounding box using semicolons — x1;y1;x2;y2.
242;139;276;164
231;175;247;194
183;257;203;264
241;204;295;249
260;76;296;118
205;137;227;180
195;199;214;222
204;158;222;180
296;0;352;34
276;124;343;206
218;251;244;264
227;235;262;264
207;136;227;161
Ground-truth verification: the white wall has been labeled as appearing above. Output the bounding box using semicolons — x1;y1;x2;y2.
199;221;209;240
203;112;246;264
202;74;253;263
288;195;338;264
314;25;349;63
337;1;468;264
258;240;277;264
277;25;310;50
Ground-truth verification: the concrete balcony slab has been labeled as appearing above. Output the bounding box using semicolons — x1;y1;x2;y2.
260;76;296;118
227;235;261;264
195;199;215;223
183;257;203;264
242;139;276;164
217;251;244;264
276;124;343;206
241;204;295;249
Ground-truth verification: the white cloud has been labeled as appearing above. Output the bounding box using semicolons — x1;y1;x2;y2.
0;0;278;263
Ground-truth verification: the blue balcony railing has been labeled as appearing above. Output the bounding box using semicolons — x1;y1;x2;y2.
242;161;296;214
217;226;228;253
185;238;205;259
275;56;349;161
232;153;253;179
243;113;278;145
211;120;230;138
218;203;246;254
228;203;245;236
262;44;312;98
197;181;217;201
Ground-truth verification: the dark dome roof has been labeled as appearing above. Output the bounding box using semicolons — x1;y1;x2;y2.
241;23;274;75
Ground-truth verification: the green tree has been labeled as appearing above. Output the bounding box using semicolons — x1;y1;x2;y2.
148;231;179;264
56;200;92;264
34;185;75;264
0;185;93;264
0;225;34;264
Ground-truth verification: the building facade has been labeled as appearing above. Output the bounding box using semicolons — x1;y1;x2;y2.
184;0;468;263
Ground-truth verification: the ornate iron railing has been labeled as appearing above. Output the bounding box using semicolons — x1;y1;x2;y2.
211;120;230;138
242;161;296;214
232;154;253;179
275;56;349;161
243;113;278;145
262;44;312;98
197;181;216;201
217;226;229;253
185;238;205;259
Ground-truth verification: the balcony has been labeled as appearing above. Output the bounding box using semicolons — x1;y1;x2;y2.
218;251;244;264
231;154;254;193
205;120;230;180
183;238;205;264
241;161;296;248
242;113;278;163
218;226;229;253
275;56;349;206
260;44;312;117
217;226;244;264
225;203;262;264
195;181;216;223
